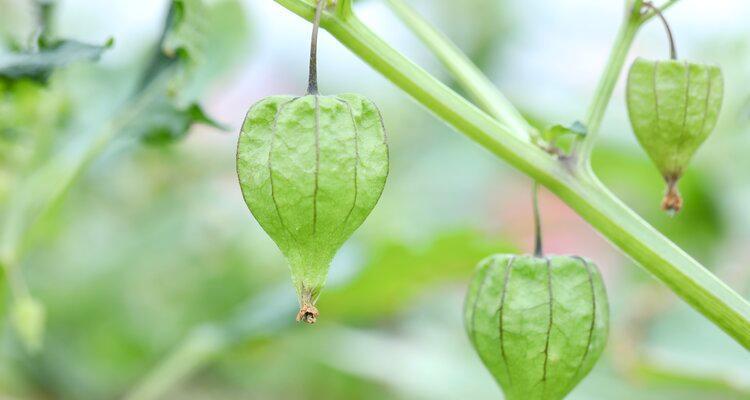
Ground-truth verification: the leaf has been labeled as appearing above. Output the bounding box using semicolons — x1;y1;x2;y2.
138;0;212;101
132;0;249;144
319;230;517;321
539;120;587;155
129;98;226;145
0;79;71;174
542;120;587;143
162;0;209;64
0;39;113;83
0;0;38;49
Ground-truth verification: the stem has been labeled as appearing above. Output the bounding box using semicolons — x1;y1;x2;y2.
273;0;750;348
533;182;543;257
385;0;533;140
307;0;326;94
124;325;228;400
644;2;678;59
578;12;641;167
643;0;682;22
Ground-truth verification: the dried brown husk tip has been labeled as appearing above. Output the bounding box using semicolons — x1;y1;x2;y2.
662;175;683;213
296;303;320;324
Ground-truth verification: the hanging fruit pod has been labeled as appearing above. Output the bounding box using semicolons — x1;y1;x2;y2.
464;254;609;400
236;0;388;323
237;94;388;323
626;58;724;212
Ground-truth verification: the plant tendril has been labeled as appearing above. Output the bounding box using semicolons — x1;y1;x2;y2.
533;182;543;257
643;2;678;60
307;0;326;94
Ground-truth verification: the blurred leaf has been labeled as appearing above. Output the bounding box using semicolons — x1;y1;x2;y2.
130;0;248;145
10;296;45;353
0;39;113;83
162;0;208;67
0;0;38;50
632;361;750;398
592;146;724;266
320;230;516;322
0;78;71;177
130;98;226;145
137;0;208;93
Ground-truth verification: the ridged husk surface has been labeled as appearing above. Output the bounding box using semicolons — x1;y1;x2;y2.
464;254;609;400
626;58;723;211
237;94;388;322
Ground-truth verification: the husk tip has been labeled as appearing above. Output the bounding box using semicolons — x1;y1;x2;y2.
662;176;683;214
296;303;319;324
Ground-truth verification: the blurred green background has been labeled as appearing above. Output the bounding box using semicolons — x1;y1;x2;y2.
1;0;749;399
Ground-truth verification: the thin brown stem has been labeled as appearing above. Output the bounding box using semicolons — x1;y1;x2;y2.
643;2;678;60
533;182;543;257
307;0;326;94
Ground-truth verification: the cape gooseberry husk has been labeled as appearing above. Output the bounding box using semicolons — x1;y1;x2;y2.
237;93;388;323
464;254;609;400
626;57;724;213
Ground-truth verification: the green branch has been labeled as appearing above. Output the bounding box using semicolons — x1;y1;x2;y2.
384;0;533;140
273;0;750;348
125;287;297;400
579;15;641;165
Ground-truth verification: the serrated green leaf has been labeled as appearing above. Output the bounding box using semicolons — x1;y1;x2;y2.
133;0;248;145
162;0;209;64
0;39;112;83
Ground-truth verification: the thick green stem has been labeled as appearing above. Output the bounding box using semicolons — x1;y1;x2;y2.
273;0;750;348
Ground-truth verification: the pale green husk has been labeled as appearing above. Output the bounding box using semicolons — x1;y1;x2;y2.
626;58;723;182
237;93;388;321
464;254;609;400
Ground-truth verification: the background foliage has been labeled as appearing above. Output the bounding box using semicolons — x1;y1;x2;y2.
0;0;749;399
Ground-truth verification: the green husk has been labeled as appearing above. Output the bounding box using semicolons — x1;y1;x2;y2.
237;93;388;322
626;58;723;212
464;254;609;400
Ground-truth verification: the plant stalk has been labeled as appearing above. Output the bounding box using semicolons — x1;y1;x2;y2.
272;0;750;348
643;1;678;59
385;0;533;140
578;11;641;166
